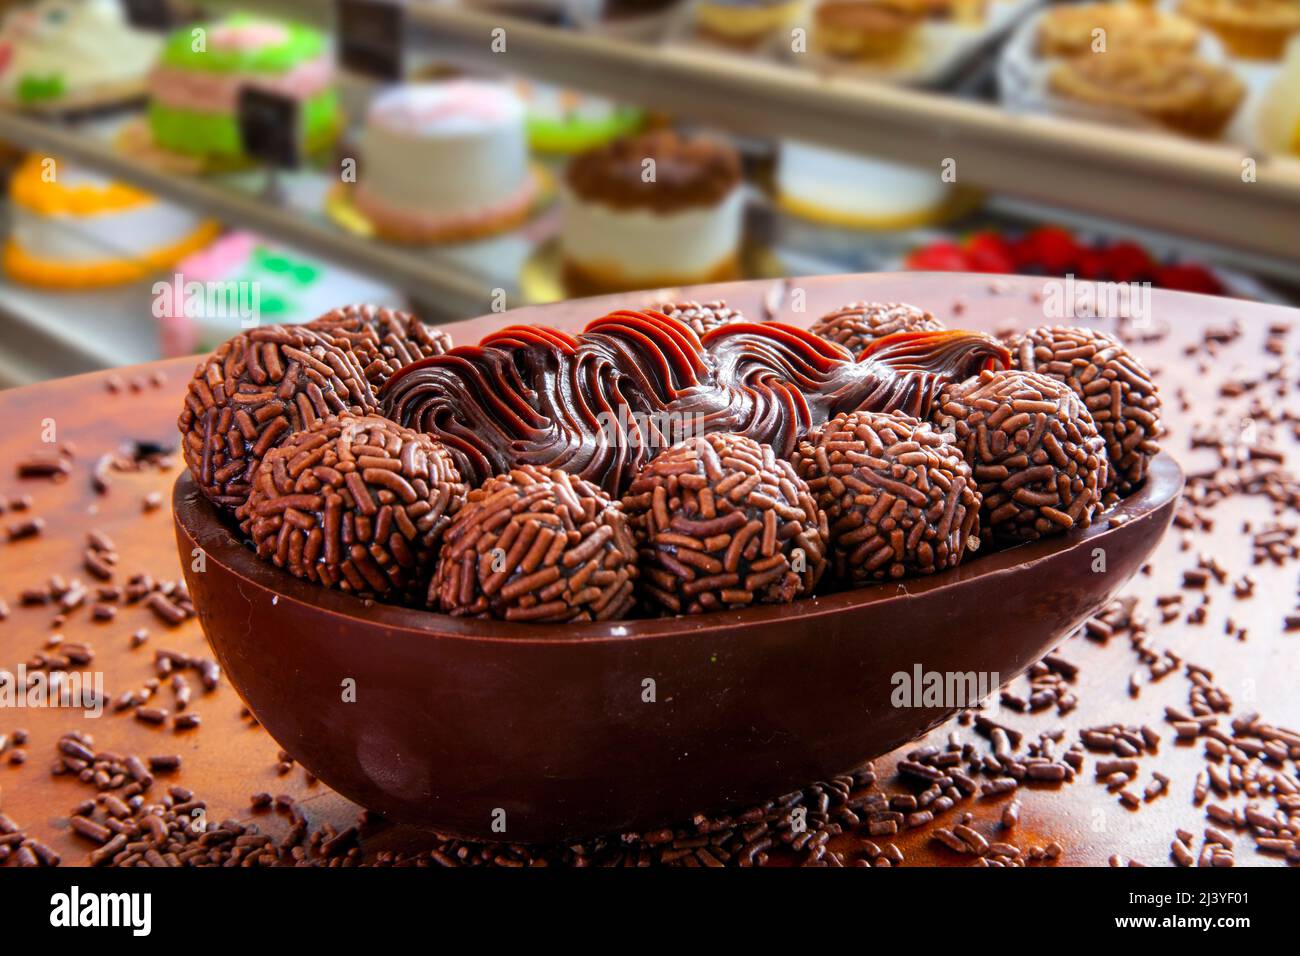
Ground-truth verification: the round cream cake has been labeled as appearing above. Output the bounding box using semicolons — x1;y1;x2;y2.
560;187;746;291
560;129;745;294
354;80;537;242
776;141;959;229
4;155;218;288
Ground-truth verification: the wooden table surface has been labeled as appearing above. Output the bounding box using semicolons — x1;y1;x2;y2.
1;272;1297;867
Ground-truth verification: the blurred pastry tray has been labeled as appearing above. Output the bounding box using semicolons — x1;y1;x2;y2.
662;0;1046;88
996;2;1283;152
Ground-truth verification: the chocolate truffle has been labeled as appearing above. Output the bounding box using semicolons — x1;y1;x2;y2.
809;302;944;356
651;300;745;337
622;433;828;614
309;304;452;390
432;465;638;622
1008;325;1161;495
793;410;981;583
936;369;1109;546
177;326;377;512
245;414;466;601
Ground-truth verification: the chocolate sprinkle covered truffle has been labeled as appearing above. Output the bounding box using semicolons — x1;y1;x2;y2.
622;433;828;614
793;410;981;583
651;300;745;337
936;369;1109;546
1009;325;1161;495
432;465;638;622
809;302;945;356
309;304;452;390
246;414;466;601
177;326;377;512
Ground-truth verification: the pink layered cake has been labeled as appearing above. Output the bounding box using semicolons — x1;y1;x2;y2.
147;15;339;162
354;80;538;243
156;231;399;355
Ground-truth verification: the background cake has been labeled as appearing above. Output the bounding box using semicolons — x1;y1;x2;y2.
1258;34;1300;153
155;231;402;356
354;80;538;242
776;140;964;229
0;0;161;109
146;15;339;162
3;154;218;288
513;80;644;154
560;129;745;293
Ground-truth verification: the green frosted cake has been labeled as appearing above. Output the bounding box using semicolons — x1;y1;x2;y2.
146;16;339;162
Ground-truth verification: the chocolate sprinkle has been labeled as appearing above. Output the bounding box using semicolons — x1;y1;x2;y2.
793;409;981;582
177;326;377;513
936;369;1109;545
809;302;945;356
246;414;466;601
308;304;452;390
432;465;638;622
1009;326;1162;495
622;432;828;614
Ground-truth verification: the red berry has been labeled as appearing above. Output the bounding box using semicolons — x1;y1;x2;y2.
1102;241;1156;284
1019;226;1081;275
1075;249;1110;281
1155;264;1224;296
904;242;971;272
964;232;1015;273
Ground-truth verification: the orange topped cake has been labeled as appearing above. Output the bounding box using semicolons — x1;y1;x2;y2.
3;154;218;288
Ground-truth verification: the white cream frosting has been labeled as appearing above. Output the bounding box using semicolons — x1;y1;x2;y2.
0;0;161;102
11;202;206;265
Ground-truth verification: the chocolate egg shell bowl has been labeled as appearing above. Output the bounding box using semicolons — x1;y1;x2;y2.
173;289;1182;842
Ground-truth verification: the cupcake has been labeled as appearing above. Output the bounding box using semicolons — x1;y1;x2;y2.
813;0;922;61
886;0;987;21
1179;0;1300;60
560;129;745;295
1036;3;1203;57
693;0;804;48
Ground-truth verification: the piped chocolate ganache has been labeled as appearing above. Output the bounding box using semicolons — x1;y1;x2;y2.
380;308;1009;496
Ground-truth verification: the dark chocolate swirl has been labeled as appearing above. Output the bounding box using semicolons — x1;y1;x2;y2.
382;309;1009;495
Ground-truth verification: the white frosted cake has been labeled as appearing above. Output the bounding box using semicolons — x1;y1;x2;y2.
354;80;537;242
3;155;218;288
776;141;959;229
560;130;745;294
0;0;161;110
